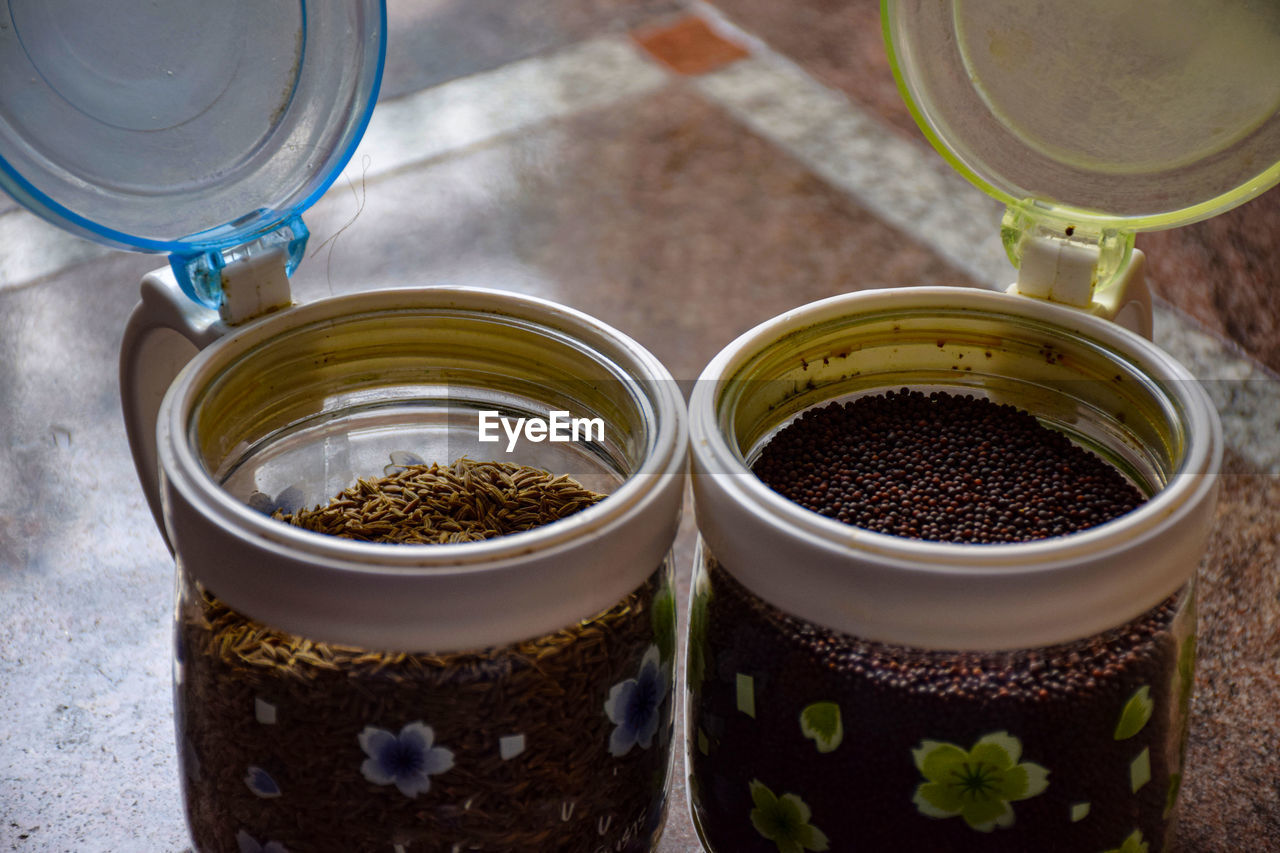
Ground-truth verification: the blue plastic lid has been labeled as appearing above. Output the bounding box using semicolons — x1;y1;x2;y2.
0;0;385;305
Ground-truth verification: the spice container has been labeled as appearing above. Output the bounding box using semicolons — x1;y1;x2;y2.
687;289;1215;852
0;3;686;850
685;1;1278;851
160;288;686;852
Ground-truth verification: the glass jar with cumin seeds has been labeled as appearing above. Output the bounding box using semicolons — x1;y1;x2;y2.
0;1;693;849
686;287;1220;853
142;287;686;853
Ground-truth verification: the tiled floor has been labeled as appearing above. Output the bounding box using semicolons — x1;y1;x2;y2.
1;2;1277;851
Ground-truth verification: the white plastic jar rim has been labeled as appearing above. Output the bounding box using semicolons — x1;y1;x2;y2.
689;286;1221;651
158;287;688;652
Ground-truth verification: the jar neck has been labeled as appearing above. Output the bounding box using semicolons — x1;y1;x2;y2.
159;287;688;651
690;287;1221;650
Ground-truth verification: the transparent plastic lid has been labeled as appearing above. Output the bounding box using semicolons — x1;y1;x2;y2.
0;0;385;302
884;0;1280;233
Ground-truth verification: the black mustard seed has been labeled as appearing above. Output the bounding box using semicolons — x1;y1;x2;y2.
751;389;1145;542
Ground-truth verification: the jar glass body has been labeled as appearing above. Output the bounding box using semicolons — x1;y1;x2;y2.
175;559;678;853
159;288;686;853
687;542;1195;853
686;287;1219;853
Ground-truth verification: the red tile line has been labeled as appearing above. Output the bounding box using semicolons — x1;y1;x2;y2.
632;15;750;77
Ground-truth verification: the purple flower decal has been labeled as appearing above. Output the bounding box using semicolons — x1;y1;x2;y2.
236;830;288;853
248;485;304;516
384;450;426;475
244;766;281;798
358;721;455;798
604;645;670;757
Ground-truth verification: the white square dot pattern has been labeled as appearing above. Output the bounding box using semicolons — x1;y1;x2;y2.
254;697;277;725
499;733;526;760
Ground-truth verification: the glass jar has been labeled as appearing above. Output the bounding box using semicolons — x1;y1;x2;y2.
686;287;1220;853
136;284;686;852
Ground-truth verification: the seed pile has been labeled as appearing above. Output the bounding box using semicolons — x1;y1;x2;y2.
276;458;602;543
752;389;1145;543
179;459;671;853
689;558;1188;852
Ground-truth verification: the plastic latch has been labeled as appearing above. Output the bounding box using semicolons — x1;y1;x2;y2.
1089;247;1152;340
216;245;294;326
168;214;310;312
1000;204;1152;339
1010;232;1099;308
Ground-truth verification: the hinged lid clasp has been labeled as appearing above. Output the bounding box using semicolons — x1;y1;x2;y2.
1002;205;1152;339
168;215;307;322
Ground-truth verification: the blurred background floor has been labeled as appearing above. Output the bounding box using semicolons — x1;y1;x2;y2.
2;1;1278;850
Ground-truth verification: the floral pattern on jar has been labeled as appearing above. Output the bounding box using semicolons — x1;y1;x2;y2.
687;554;1191;852
177;563;677;852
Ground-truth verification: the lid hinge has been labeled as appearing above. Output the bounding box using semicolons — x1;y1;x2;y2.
168;214;309;324
1001;205;1152;338
1009;230;1100;307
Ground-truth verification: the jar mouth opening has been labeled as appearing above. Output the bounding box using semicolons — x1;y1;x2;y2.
162;286;688;573
690;287;1221;649
692;286;1219;566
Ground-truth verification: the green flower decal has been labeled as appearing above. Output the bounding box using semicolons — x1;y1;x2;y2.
1166;628;1196;818
1177;633;1196;712
749;779;830;853
1164;772;1183;819
650;581;677;663
1102;828;1148;853
1114;685;1153;740
912;731;1049;832
687;574;712;687
799;702;843;753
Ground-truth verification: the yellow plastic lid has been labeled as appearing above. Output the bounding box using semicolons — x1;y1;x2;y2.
884;0;1280;237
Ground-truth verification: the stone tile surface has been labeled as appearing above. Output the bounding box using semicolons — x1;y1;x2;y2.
1179;451;1280;850
1;1;1278;851
0;250;187;852
380;0;683;99
706;0;921;140
1140;193;1280;376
